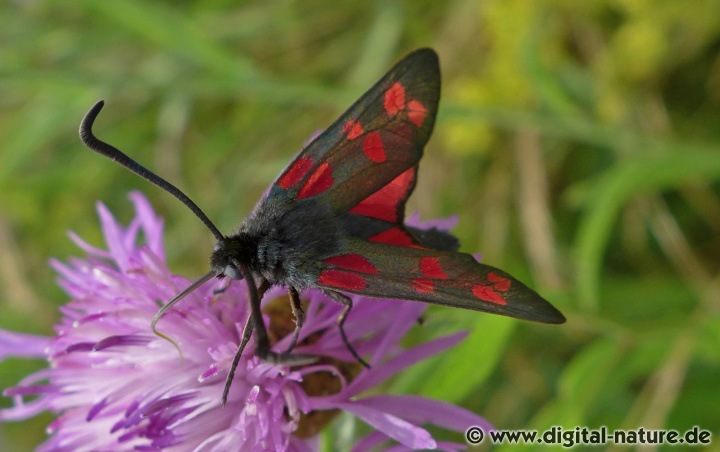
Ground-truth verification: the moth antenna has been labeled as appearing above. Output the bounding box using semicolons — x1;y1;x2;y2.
151;271;218;358
79;100;225;241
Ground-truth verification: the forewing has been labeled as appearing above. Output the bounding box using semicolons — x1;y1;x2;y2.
316;238;566;324
269;48;440;214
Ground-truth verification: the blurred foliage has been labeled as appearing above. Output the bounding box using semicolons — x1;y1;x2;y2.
1;0;720;450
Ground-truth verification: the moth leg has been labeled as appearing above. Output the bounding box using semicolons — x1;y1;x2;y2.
324;290;370;369
235;262;315;368
237;264;274;362
222;312;253;406
283;287;305;354
257;279;271;297
221;278;271;406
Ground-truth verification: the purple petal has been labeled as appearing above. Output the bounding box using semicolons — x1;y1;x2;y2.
67;230;113;259
123;217;143;258
351;431;390;452
165;404;201;428
338;400;436;449
92;335;152;351
0;396;51;421
431;442;470;452
139;393;197;418
0;329;50;362
288;435;318;452
129;191;165;259
86;397;109;421
134;446;162;452
48;258;92;294
198;363;219;381
0;369;54;421
111;417;127;434
62;342;95;354
406;212;458;231
97;201;131;270
383;442;466;452
118;426;143;443
352;394;493;434
74;312;109;325
3;384;57;397
368;302;426;367
341;331;467;398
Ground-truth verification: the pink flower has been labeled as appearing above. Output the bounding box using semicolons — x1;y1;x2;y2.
0;192;491;450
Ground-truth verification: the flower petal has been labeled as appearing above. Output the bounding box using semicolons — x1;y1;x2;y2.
341;331;467;398
369;302;426;367
0;329;50;362
351;394;493;434
338;400;436;449
406;212;458;231
129;191;165;259
97;201;131;271
67;231;113;259
351;430;389;451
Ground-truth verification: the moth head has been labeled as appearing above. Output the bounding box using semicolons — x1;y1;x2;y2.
210;234;255;280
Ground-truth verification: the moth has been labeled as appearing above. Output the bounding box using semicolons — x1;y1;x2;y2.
80;48;565;404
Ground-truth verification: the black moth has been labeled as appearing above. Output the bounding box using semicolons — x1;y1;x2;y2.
79;48;565;405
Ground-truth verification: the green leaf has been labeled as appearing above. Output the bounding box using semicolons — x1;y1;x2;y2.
417;316;515;403
574;150;720;310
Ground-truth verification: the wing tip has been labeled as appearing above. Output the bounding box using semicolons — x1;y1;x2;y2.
402;48;439;68
411;47;438;57
396;47;440;72
538;308;567;324
523;299;566;324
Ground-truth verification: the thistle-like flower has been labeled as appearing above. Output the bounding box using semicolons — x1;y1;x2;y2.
0;192;490;450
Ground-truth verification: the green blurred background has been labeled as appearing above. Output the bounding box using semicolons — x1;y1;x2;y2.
1;0;719;450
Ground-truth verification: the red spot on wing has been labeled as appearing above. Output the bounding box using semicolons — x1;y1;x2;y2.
420;257;448;279
384;82;405;116
487;272;511;291
349;167;415;222
277;157;313;190
362;131;386;162
412;278;434;294
343;120;363;140
472;284;507;305
324;254;378;274
297;162;334;199
407;100;427;127
318;269;366;291
369;227;424;249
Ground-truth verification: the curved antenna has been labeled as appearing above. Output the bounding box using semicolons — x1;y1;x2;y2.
151;270;218;358
79;100;225;241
